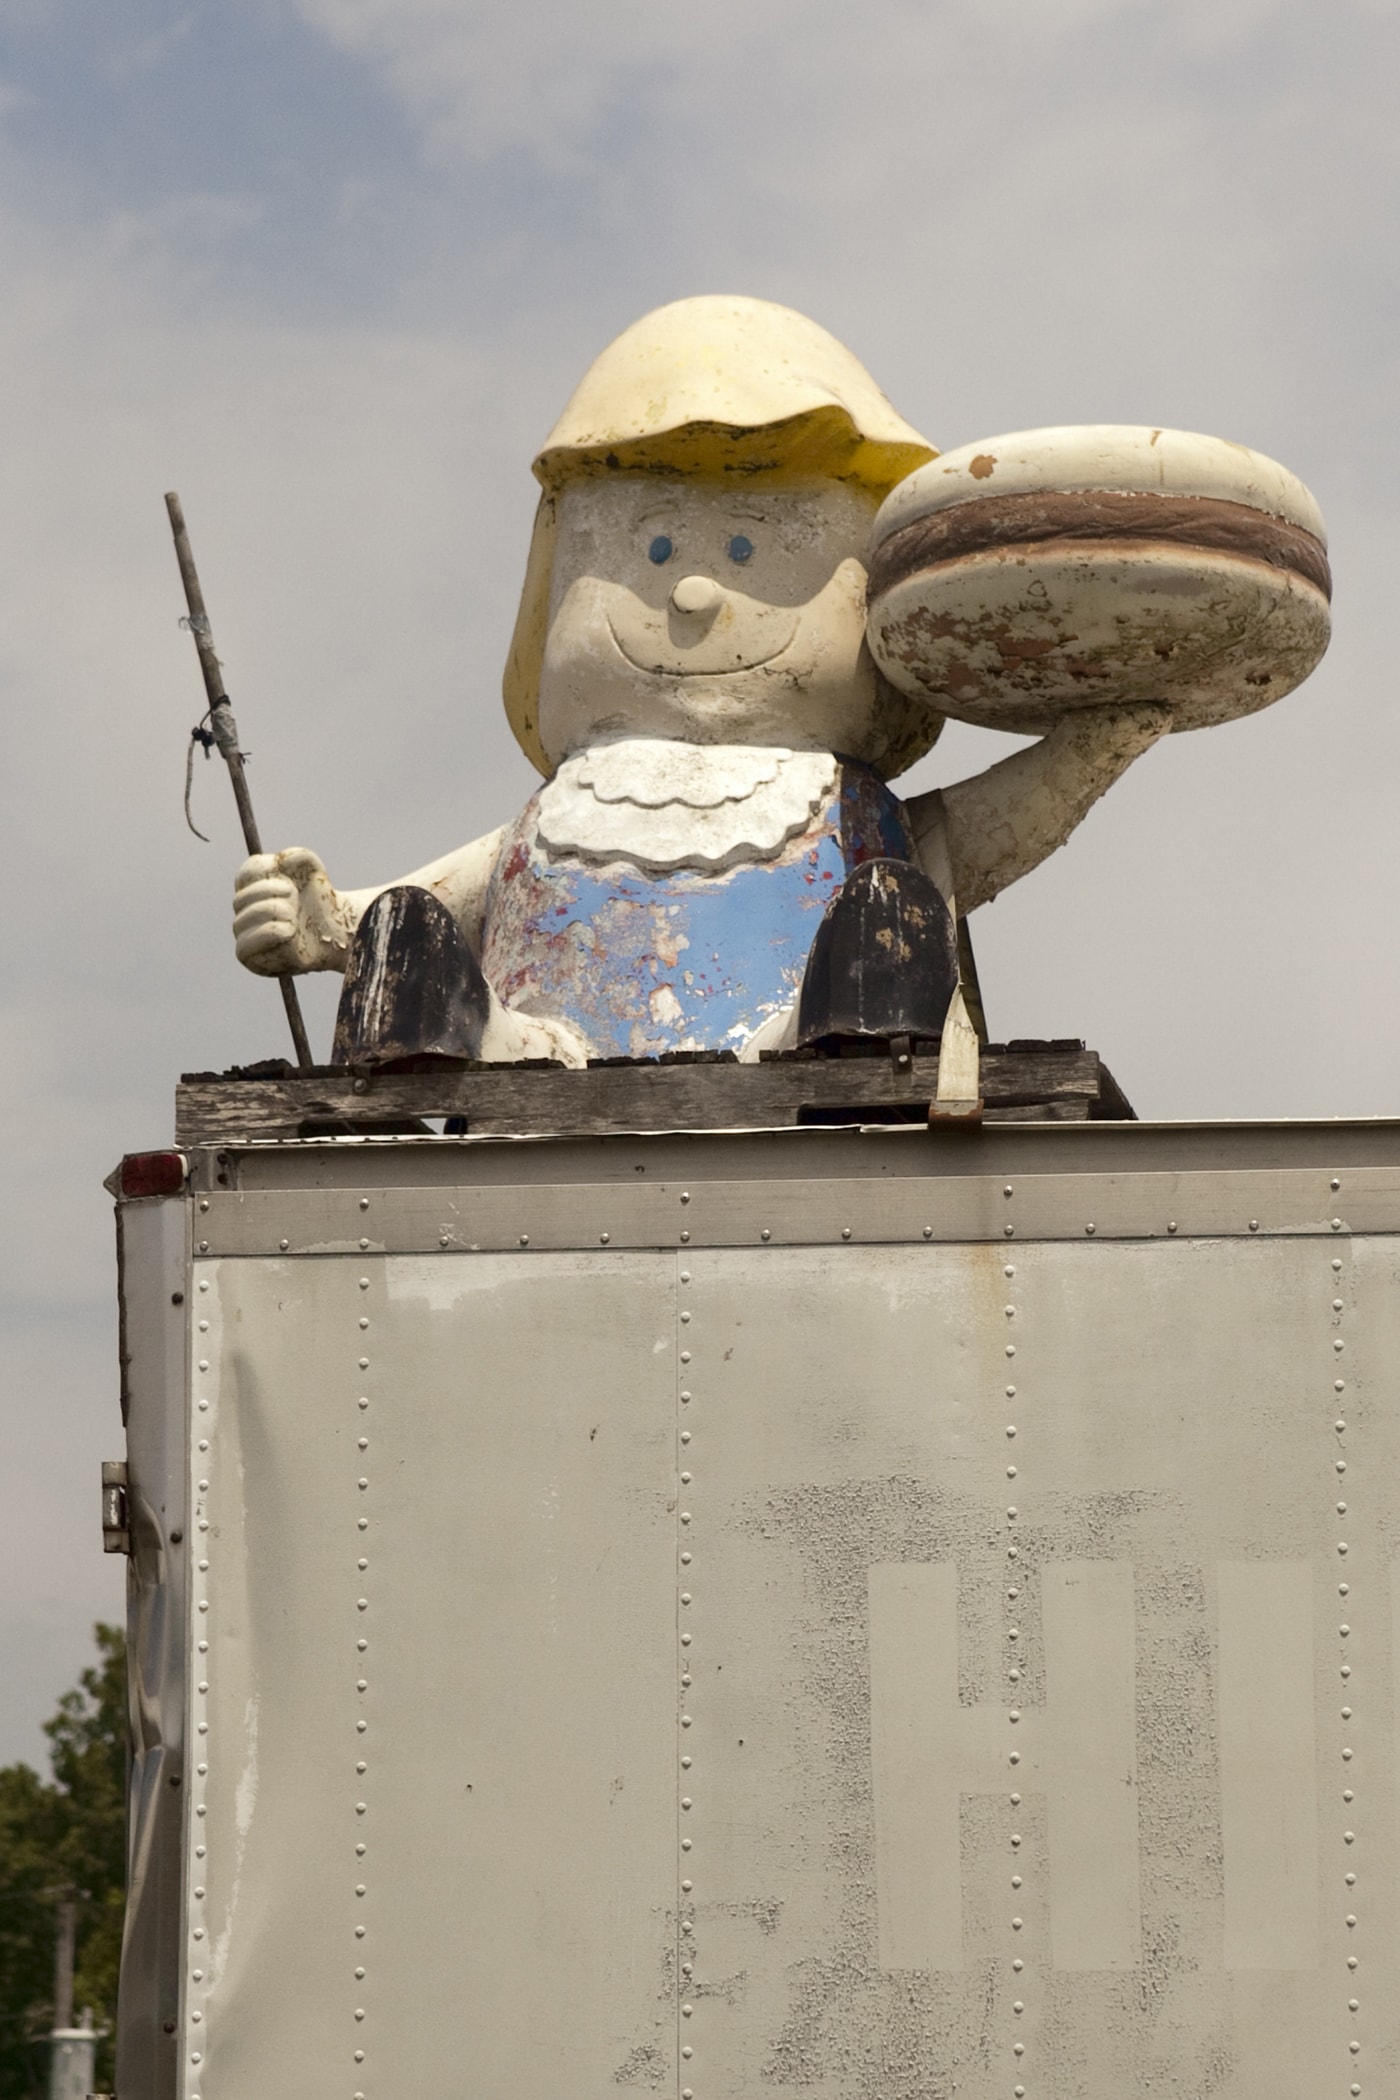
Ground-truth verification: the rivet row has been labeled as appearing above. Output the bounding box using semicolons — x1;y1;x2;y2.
200;1188;1374;1261
1328;1234;1361;2095
1002;1258;1031;2086
188;1288;212;2098
677;1258;698;2095
353;1275;373;2089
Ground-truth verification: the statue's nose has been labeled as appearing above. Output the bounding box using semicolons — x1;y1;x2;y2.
671;574;723;617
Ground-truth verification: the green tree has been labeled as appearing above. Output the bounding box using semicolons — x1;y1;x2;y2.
0;1626;126;2098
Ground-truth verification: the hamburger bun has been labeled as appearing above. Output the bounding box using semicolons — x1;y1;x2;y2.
866;426;1330;735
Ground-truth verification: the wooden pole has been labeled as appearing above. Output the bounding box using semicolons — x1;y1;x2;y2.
165;492;314;1071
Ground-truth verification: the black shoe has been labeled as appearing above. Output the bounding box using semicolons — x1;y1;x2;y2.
796;858;959;1049
332;887;490;1067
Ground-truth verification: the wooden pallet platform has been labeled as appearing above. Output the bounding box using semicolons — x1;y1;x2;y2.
176;1041;1134;1145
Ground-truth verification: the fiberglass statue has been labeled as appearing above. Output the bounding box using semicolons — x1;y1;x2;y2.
231;296;1331;1073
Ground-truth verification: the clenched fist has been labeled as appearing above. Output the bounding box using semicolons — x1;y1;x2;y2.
232;848;353;976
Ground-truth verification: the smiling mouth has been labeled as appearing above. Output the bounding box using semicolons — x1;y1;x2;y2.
606;617;798;677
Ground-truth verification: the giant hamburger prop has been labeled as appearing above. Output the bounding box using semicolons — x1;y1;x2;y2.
866;425;1331;735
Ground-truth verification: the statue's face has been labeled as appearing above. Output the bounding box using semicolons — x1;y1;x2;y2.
537;477;882;764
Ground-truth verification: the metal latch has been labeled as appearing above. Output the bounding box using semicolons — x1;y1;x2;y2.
101;1462;130;1554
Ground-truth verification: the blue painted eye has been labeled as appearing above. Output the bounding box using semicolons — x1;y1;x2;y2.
728;534;754;565
648;535;673;565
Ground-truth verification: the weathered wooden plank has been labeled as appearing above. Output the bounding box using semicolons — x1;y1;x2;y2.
176;1045;1129;1146
983;1100;1091;1123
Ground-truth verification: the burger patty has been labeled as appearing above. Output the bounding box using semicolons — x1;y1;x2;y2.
867;490;1332;605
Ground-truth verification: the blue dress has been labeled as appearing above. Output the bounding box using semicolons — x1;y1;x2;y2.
480;759;916;1059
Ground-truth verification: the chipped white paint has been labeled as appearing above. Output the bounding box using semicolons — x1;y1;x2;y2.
868;1559;1139;1972
207;1693;257;2001
1042;1560;1141;1971
1217;1562;1319;1970
868;1561;971;1970
233;1699;258;1844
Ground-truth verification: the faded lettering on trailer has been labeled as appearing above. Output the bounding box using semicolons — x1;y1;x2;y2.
115;1128;1400;2099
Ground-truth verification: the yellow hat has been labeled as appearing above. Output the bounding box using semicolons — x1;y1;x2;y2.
503;295;937;775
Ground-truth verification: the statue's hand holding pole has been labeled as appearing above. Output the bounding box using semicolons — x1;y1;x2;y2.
164;490;315;1071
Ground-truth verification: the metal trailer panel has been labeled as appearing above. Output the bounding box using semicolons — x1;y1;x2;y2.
116;1130;1400;2099
184;1248;679;2100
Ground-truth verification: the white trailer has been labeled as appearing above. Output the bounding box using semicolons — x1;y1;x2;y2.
109;1101;1400;2099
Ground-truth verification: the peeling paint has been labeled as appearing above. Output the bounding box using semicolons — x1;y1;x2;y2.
870;546;1330;737
481;761;916;1057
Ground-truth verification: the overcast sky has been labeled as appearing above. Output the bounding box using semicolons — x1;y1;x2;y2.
1;0;1397;1765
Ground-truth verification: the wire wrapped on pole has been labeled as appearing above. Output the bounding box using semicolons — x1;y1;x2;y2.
165;491;314;1071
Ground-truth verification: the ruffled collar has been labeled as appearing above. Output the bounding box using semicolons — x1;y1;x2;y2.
536;738;838;872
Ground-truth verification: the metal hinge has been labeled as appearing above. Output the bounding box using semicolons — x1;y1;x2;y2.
101;1462;130;1554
